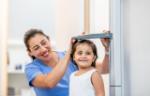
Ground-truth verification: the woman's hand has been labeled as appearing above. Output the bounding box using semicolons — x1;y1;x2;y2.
67;38;77;54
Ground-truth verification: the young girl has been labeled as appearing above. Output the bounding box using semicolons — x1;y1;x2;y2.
69;39;105;96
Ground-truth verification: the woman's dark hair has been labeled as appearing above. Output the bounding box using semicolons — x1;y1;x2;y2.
24;28;49;59
71;39;98;67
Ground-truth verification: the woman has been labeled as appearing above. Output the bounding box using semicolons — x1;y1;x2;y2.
24;28;110;96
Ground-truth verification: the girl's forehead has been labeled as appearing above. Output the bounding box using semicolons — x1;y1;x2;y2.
76;43;92;50
77;43;90;47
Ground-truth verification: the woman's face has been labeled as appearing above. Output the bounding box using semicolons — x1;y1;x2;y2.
73;43;96;69
28;34;52;62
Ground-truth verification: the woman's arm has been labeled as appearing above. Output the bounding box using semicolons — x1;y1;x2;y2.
32;40;73;88
32;50;71;88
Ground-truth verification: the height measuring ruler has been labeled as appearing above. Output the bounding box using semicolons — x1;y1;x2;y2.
73;33;112;40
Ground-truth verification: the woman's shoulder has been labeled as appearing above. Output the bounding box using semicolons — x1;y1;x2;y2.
25;59;42;68
53;50;66;54
52;50;67;58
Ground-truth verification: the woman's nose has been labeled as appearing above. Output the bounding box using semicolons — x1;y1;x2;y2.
40;45;47;51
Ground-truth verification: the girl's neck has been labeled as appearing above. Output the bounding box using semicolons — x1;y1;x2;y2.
76;67;94;75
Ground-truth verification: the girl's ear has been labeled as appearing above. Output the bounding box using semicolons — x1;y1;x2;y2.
93;56;96;62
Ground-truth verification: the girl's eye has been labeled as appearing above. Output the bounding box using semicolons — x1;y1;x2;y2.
76;51;93;55
86;51;94;55
86;52;91;55
77;51;82;55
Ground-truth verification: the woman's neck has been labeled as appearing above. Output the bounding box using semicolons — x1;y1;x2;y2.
44;51;59;68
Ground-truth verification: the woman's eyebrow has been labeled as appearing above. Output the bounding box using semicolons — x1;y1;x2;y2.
31;45;39;49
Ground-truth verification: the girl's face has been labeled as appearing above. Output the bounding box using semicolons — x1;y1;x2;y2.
28;34;52;62
73;43;96;69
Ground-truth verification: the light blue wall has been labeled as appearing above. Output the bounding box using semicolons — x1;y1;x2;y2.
123;0;150;96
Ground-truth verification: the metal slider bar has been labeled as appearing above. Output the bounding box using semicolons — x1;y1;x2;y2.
110;85;122;87
73;33;112;40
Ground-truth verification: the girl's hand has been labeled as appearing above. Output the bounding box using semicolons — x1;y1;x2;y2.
100;30;110;52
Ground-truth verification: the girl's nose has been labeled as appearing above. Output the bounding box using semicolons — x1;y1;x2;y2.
81;53;87;57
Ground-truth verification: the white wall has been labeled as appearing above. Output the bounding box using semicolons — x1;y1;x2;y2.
123;0;150;96
9;0;55;41
54;0;84;51
90;0;109;33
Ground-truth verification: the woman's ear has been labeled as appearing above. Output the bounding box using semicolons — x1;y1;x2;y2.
28;50;36;60
27;50;32;57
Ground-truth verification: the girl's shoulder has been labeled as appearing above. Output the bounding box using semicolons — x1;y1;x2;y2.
87;68;97;76
71;68;96;77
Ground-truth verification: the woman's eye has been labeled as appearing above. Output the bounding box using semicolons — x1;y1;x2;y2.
33;46;40;50
41;41;47;45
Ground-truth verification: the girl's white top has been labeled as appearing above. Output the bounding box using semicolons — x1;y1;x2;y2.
69;68;96;96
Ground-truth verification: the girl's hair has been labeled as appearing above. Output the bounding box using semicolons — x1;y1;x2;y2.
24;28;49;59
71;39;98;67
